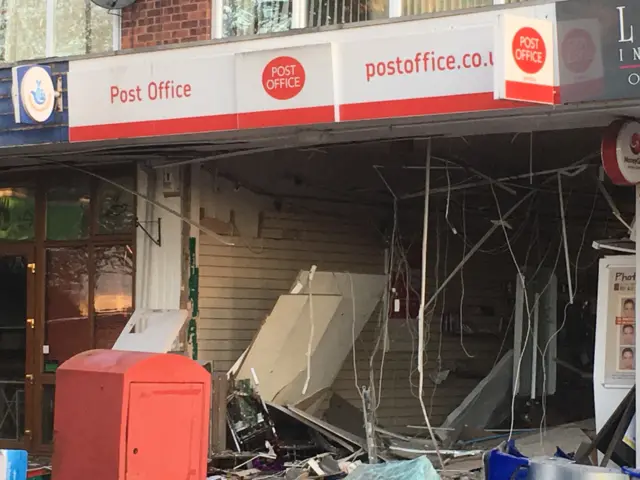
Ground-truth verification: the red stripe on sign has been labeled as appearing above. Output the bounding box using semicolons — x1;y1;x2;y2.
69;113;239;142
339;92;530;121
505;81;559;105
238;105;335;129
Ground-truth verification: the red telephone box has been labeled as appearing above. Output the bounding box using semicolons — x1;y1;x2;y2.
52;349;211;480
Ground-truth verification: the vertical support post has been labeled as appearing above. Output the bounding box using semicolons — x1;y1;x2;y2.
45;0;55;58
188;237;199;361
389;0;402;18
211;373;229;453
291;0;308;29
531;293;540;400
635;185;640;467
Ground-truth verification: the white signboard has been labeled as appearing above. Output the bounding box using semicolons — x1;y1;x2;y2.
494;14;557;105
334;27;522;122
235;44;335;128
68;53;238;142
66;3;557;141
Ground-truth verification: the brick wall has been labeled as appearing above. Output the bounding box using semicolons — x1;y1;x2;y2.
121;0;211;49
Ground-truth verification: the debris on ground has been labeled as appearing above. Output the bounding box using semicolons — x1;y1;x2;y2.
205;367;624;480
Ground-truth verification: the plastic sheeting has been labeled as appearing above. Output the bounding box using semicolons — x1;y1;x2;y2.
345;456;440;480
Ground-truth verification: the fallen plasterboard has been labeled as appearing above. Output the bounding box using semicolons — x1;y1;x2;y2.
514;424;592;458
236;271;385;406
324;394;367;439
112;309;188;353
237;294;343;401
266;401;365;452
440;350;514;439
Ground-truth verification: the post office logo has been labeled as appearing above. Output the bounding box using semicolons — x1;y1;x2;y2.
20;66;55;123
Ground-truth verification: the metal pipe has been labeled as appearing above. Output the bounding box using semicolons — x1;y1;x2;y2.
531;293;540;400
402;162;595;199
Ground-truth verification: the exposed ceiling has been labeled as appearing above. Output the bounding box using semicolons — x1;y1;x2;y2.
202;128;607;204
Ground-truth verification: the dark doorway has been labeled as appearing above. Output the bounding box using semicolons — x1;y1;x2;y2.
0;253;32;447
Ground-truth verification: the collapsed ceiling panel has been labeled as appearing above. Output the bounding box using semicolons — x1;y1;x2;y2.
234;271;386;407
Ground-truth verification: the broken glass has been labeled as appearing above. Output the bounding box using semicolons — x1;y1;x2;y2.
223;0;291;37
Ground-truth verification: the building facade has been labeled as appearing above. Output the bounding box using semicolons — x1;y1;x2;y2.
0;0;639;457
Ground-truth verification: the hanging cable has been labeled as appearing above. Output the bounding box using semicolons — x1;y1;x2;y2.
557;173;575;304
490;185;533;442
539;179;599;441
302;265;317;396
430;210;449;414
417;140;444;468
459;191;474;358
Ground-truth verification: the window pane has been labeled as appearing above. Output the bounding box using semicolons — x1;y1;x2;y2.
309;0;386;26
45;248;90;372
0;186;35;241
402;0;490;16
94;245;133;349
97;177;135;235
53;0;114;56
46;181;91;241
42;385;55;445
0;384;24;441
0;0;46;63
223;0;291;37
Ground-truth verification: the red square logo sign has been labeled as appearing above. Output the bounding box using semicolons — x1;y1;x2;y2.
494;14;558;105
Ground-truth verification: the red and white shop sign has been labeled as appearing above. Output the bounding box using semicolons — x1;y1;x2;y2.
602;120;640;186
494;14;557;105
234;44;335;129
334;26;525;122
68;53;238;142
556;19;604;103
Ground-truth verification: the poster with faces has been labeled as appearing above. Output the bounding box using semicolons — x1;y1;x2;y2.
614;277;636;374
604;268;636;384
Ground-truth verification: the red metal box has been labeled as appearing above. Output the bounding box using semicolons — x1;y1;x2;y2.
52;350;211;480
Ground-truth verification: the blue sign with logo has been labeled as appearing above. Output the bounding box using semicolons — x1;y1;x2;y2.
0;449;27;480
11;65;57;124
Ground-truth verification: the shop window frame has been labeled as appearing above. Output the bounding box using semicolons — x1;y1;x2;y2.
0;0;121;64
0;164;136;454
38;167;136;374
212;0;516;38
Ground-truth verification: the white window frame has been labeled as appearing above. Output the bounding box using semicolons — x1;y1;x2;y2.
44;0;121;57
212;0;515;38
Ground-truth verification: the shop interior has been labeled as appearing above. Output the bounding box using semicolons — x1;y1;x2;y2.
187;125;634;434
0;122;636;460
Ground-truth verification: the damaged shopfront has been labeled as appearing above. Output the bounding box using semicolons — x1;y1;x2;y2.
6;0;640;474
0;66;184;454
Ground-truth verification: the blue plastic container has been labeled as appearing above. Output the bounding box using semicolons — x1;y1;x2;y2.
0;449;28;480
484;444;529;480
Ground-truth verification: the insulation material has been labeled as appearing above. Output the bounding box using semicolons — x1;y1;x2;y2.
345;456;440;480
235;271;386;406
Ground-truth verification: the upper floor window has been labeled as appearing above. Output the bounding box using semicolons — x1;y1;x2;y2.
0;0;118;63
216;0;526;37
